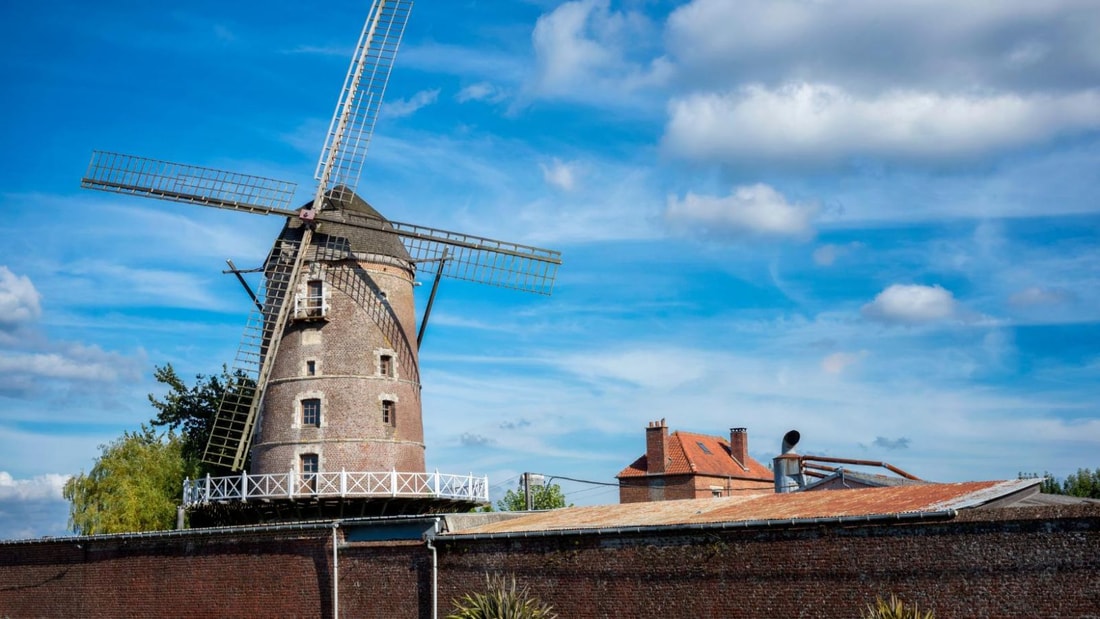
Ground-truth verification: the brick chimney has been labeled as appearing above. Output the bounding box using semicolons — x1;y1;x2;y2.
646;419;668;474
729;427;748;469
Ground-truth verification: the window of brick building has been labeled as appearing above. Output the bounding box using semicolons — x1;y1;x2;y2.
300;453;319;492
380;354;393;378
302;398;321;426
306;360;316;376
382;400;396;426
306;280;324;316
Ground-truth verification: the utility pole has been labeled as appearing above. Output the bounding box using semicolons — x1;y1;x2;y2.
523;472;533;511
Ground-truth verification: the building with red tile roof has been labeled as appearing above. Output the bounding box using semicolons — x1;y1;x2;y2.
616;419;773;502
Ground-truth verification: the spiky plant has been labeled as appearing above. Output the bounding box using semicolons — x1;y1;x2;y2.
861;594;935;619
447;574;557;619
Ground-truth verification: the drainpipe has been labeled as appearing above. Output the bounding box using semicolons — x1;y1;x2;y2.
332;522;340;619
425;518;442;619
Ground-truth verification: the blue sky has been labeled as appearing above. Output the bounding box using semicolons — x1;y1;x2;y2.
1;0;1099;539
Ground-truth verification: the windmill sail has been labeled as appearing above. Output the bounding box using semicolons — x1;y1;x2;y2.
81;151;298;217
316;0;413;206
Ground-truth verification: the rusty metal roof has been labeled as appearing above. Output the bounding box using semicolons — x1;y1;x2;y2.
449;479;1042;536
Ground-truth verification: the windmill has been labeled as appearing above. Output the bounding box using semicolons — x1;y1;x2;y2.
80;1;560;517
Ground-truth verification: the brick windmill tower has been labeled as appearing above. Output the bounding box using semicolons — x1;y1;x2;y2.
80;0;560;522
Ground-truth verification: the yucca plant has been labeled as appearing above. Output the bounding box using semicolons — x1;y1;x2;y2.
447;574;557;619
861;594;935;619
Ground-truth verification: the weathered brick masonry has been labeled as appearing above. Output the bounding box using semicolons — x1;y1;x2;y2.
1;506;1097;618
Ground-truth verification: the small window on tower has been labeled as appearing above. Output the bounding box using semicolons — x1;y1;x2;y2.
306;360;316;376
306;280;324;316
302;398;321;426
382;400;396;426
380;354;393;378
300;453;319;493
301;453;319;475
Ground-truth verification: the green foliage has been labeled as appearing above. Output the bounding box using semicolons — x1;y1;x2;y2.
63;426;197;535
1030;468;1100;499
861;595;935;619
447;574;557;619
147;364;249;474
496;482;571;511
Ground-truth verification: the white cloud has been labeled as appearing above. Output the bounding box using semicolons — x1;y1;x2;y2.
540;158;578;192
0;471;68;501
0;471;71;540
822;350;869;375
382;88;440;119
456;82;507;104
0;266;41;333
665;184;817;239
663;83;1100;165
862;284;959;325
528;0;669;103
665;0;1100;93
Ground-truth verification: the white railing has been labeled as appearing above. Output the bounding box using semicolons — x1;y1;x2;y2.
182;470;489;507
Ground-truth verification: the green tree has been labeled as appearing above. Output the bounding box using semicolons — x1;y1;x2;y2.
148;363;248;474
63;426;197;535
1062;468;1100;499
1030;468;1100;499
496;481;571;511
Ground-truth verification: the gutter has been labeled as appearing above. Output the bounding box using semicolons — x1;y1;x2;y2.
440;509;958;542
0;513;446;546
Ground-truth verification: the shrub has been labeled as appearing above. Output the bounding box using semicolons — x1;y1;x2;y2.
862;594;934;619
448;574;557;619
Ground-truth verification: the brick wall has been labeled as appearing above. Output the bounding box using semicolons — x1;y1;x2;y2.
2;505;1097;618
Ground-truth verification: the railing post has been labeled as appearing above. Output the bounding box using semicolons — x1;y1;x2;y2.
391;468;397;497
433;470;440;496
483;475;490;501
204;473;212;502
241;469;249;501
182;477;190;506
289;467;296;499
341;469;347;497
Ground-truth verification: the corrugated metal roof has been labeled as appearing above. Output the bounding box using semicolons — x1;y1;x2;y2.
450;479;1041;535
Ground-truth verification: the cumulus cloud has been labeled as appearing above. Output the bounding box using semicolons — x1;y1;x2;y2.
665;0;1100;94
0;266;41;333
0;471;71;540
540;158;579;191
821;350;869;375
666;184;817;239
529;0;669;101
382;88;440;119
862;284;959;325
663;83;1100;165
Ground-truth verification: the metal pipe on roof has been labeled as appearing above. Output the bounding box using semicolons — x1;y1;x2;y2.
439;509;958;542
800;456;921;480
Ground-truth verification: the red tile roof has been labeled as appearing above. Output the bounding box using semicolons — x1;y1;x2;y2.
449;479;1043;536
616;430;772;481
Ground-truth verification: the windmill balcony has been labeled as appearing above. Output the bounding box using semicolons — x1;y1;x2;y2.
293;292;329;320
182;469;489;507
